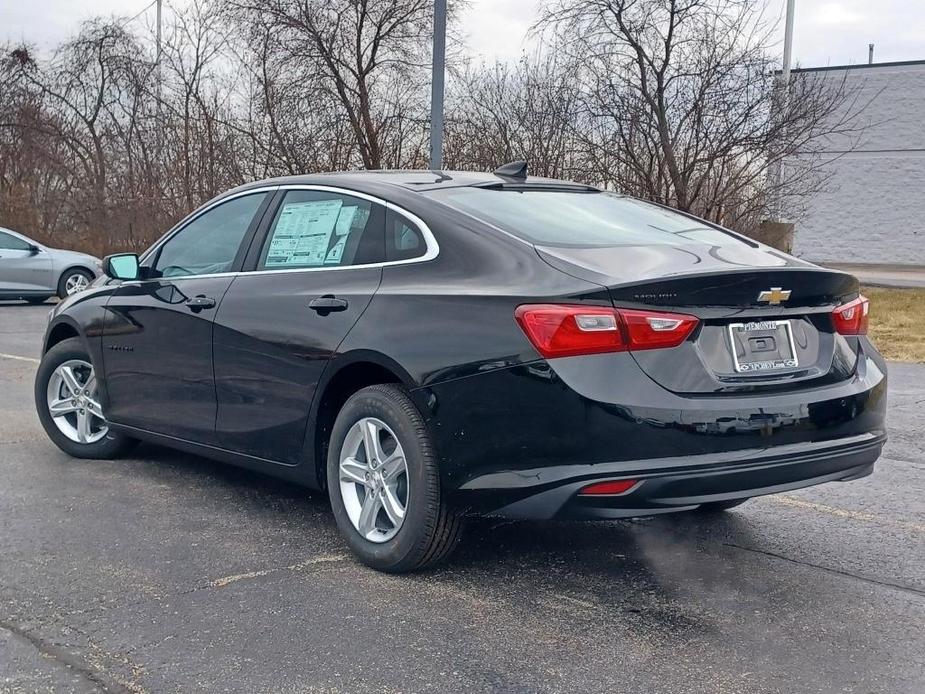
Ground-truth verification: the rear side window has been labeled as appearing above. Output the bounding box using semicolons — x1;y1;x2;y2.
385;209;427;262
258;191;384;270
425;188;738;248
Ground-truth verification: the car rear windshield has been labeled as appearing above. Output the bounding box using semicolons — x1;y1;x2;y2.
425;188;739;248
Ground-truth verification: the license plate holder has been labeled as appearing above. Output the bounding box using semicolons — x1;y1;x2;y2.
727;320;798;373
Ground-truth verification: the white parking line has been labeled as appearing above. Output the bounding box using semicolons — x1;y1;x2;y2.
0;352;40;364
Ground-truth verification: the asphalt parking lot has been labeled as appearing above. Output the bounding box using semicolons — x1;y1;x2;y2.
1;302;923;694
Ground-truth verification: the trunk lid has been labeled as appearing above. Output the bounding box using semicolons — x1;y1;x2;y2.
537;243;861;394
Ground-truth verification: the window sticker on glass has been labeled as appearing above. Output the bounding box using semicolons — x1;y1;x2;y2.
325;237;347;264
334;206;356;236
333;205;370;238
266;199;343;267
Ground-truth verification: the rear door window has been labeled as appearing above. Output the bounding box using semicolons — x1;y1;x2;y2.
257;191;385;270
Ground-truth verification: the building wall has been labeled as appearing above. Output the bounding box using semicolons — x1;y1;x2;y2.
790;61;925;265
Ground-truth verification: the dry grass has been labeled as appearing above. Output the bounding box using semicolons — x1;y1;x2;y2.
863;286;925;363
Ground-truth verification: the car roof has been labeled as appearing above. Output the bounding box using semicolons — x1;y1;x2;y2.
230;169;598;195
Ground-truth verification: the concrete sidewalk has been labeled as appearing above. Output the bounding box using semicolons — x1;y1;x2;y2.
825;263;925;289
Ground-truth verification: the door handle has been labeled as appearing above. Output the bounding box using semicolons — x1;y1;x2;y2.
309;295;349;315
187;295;217;312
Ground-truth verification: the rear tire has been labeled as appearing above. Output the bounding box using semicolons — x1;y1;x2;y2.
697;498;750;512
327;384;463;573
35;337;136;459
57;268;93;299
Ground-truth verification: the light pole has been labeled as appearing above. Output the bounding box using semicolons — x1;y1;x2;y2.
770;0;796;221
759;0;796;251
429;0;447;170
781;0;795;89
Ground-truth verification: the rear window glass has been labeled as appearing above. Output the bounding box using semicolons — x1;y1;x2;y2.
425;188;738;248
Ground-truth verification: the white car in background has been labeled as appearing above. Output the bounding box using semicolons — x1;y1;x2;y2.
0;227;100;303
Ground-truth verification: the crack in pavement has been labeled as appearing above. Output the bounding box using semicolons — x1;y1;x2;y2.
0;618;138;694
0;555;352;693
1;554;352;637
719;542;925;598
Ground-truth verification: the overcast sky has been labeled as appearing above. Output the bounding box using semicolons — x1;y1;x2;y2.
1;0;923;67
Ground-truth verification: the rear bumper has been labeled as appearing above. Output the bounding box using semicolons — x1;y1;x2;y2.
415;340;887;520
463;433;883;520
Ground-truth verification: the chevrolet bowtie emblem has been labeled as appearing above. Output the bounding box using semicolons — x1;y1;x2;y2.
757;287;792;305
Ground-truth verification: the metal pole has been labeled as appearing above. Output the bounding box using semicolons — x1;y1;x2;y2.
155;0;162;104
770;0;796;221
429;0;447;170
869;43;875;64
156;0;162;67
781;0;795;87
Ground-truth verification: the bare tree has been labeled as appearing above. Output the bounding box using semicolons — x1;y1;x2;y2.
1;0;874;257
537;0;870;231
445;53;582;177
227;0;450;170
4;22;145;249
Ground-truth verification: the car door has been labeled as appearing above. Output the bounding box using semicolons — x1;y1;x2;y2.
0;230;53;292
212;188;389;464
101;191;272;443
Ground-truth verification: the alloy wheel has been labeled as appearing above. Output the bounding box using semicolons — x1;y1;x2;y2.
64;273;90;295
46;359;108;444
338;417;409;543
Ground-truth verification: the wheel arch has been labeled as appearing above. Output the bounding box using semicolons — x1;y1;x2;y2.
58;263;98;279
305;351;417;490
43;318;85;355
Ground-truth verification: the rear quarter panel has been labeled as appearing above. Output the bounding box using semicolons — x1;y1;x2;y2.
337;201;607;386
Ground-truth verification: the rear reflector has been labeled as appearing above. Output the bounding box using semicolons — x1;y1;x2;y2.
514;304;698;358
578;479;639;496
832;295;870;335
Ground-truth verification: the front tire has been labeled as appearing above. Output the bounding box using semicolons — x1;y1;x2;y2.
57;268;93;298
327;384;463;573
34;338;136;459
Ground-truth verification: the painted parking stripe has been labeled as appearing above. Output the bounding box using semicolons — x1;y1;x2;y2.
0;352;40;364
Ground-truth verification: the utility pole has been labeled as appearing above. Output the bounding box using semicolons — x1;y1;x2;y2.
429;0;447;170
760;0;797;252
781;0;795;89
155;0;162;102
769;0;795;221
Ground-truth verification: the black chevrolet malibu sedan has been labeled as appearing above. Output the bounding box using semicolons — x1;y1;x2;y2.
34;165;887;572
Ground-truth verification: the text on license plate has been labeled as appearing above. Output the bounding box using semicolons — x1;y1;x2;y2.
727;320;798;373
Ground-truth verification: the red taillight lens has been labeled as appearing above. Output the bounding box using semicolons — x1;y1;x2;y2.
514;304;625;358
514;304;698;358
578;479;639;496
619;308;699;351
832;295;869;335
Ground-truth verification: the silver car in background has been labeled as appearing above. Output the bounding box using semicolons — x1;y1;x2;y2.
0;227;100;303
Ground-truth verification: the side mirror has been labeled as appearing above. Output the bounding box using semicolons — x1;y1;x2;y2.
27;244;41;255
103;253;141;281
